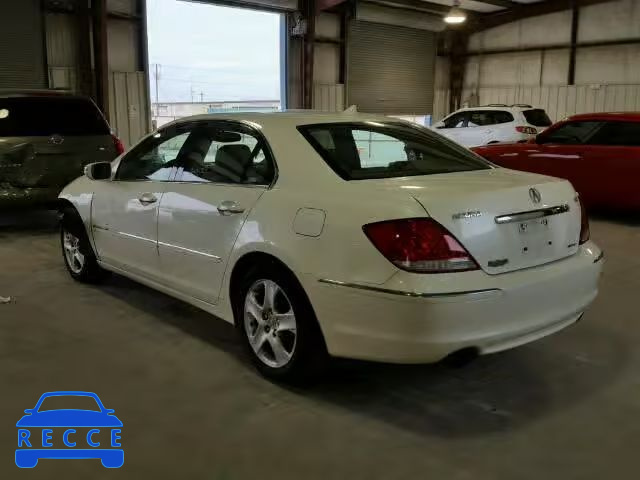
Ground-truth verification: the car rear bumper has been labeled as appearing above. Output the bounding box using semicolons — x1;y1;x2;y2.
305;242;603;363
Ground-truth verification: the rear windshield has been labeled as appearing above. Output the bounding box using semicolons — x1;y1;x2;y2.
0;96;109;137
523;109;552;127
298;122;491;181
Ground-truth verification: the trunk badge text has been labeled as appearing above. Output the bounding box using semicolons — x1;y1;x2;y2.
452;211;482;220
529;187;542;204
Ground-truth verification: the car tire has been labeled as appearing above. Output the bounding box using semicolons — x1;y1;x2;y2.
60;207;109;283
234;262;328;383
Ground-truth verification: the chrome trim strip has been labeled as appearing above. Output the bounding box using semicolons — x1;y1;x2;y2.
495;204;570;225
318;279;500;298
594;251;604;263
116;231;156;244
158;241;222;261
93;224;110;232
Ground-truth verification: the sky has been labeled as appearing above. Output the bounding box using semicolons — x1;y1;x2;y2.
146;0;281;103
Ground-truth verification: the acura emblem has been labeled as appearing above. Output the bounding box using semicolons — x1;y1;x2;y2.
49;134;64;145
529;188;542;204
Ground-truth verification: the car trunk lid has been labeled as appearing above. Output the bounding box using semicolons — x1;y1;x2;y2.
364;169;582;274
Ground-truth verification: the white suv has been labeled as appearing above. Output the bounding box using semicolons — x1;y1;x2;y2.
433;105;553;148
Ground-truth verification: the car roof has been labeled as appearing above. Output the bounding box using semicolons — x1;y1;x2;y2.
567;112;640;122
450;105;542;113
160;110;413;129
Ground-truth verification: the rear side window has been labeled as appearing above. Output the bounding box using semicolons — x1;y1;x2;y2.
468;110;514;127
523;109;552;127
588;121;640;146
0;96;109;137
298;122;491;181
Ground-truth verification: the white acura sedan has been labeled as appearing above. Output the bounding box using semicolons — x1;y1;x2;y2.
58;112;603;380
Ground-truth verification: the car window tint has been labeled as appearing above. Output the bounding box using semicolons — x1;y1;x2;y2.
523;109;552;127
0;96;109;136
587;121;640;146
442;112;467;129
38;395;101;412
116;129;189;181
172;124;274;185
299;122;491;181
538;121;603;145
468;111;508;127
493;111;515;124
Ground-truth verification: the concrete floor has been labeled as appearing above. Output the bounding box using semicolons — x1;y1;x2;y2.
1;211;639;479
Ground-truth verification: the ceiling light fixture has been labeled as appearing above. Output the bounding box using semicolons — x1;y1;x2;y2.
444;0;467;24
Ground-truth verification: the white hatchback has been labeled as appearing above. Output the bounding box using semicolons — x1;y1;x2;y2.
434;105;553;147
58;111;602;381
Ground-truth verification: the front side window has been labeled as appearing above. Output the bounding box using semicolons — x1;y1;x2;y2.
299;122;491;181
441;112;467;129
172;123;274;185
587;121;640;147
116;128;190;181
538;121;603;145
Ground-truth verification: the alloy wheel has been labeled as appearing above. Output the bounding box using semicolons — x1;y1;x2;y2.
62;230;85;274
243;279;297;368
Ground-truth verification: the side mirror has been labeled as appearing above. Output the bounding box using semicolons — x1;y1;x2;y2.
24;409;34;414
105;409;115;415
85;162;112;181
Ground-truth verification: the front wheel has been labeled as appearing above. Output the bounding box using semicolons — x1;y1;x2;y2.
60;209;109;283
235;265;327;382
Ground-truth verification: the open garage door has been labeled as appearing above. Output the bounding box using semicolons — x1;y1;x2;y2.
0;0;46;89
347;21;436;115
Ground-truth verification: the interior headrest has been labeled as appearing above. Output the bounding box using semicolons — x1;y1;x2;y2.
215;144;252;175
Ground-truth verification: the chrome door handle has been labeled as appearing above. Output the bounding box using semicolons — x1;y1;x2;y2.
217;200;245;215
138;193;158;205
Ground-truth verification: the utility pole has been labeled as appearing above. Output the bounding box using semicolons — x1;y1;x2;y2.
199;91;204;102
153;63;160;122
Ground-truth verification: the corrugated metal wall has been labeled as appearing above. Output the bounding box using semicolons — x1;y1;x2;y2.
0;0;46;88
108;71;150;147
348;21;437;114
312;84;345;112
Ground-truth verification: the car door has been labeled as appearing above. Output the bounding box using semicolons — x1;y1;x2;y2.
91;126;191;280
580;121;640;209
522;121;604;201
157;120;275;304
434;112;468;145
465;110;498;147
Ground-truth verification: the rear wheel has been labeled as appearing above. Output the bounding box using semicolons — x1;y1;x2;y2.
235;264;327;382
60;208;109;283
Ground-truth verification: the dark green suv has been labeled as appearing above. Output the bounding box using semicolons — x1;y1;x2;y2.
0;91;123;210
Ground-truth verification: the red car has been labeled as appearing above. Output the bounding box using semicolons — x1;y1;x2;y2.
472;112;640;210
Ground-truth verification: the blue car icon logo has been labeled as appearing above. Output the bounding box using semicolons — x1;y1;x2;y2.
16;391;123;468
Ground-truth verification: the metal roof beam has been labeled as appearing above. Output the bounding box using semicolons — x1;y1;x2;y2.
472;0;616;32
473;0;518;8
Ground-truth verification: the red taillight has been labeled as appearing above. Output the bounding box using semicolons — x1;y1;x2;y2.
112;134;125;155
516;126;537;135
578;197;590;244
363;218;479;274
